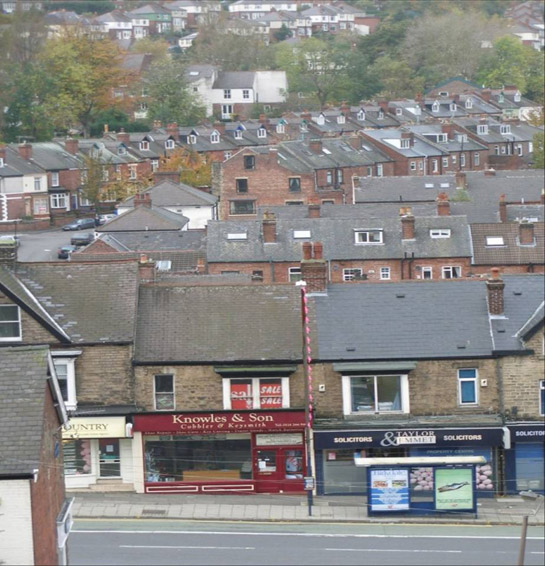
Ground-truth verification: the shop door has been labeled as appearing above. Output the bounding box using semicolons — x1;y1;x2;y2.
98;439;121;477
281;447;304;492
254;447;305;493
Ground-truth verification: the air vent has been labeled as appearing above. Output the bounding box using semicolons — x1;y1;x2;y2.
497;328;506;333
457;344;467;349
346;347;356;352
395;294;405;298
513;291;522;296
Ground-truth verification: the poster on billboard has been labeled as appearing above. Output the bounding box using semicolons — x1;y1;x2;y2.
434;467;475;511
369;468;410;512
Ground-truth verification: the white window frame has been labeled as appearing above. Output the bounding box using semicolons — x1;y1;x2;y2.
458;368;478;406
430;228;451;239
500;125;511;135
540;380;545;416
357;110;365;121
129;165;137;180
355;230;383;244
517;145;523;156
189;134;197;144
477;125;488;135
432;159;438;173
51;172;60;187
432;101;439;112
242;89;250;100
154;374;175;411
337;115;345;124
410;161;416;171
442;265;462;279
224;89;231;100
165;139;175;150
396;107;403;116
474;152;480;166
442;157;449;168
289;267;302;282
224;151;232;160
376;164;383;177
342;374;410;415
257;127;267;139
422;266;433;279
460;153;466;167
486;236;505;246
222;377;290;410
380;267;391;280
34;177;41;191
151;160;159;172
0;305;21;342
465;98;473;109
234;130;243;140
211;132;219;144
343;268;363;282
140;141;149;151
52;354;79;411
401;139;410;149
50;192;68;209
276;123;285;134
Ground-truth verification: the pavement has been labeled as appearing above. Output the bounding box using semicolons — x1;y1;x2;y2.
70;491;545;525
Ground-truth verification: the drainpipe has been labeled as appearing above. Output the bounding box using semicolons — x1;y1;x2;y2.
401;253;406;280
269;259;275;282
408;251;415;279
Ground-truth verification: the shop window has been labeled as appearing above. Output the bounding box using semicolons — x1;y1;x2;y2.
236;178;248;193
154;374;175;410
515;442;544;491
540;380;544;416
63;439;92;476
342;375;409;415
0;305;21;341
224;377;288;410
458;368;478;405
229;200;256;215
442;265;461;279
52;355;78;411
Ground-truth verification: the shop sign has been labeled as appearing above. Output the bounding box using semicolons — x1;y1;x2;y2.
434;467;475;511
256;433;303;446
133;410;306;435
369;468;410;512
62;417;127;439
314;427;504;450
508;424;545;440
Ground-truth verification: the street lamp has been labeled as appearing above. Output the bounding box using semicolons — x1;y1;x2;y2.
517;490;544;566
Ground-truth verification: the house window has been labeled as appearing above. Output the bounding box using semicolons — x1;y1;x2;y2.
494;146;500;155
376;164;383;177
257;127;266;139
442;157;449;168
129;165;137;180
224;378;289;410
355;230;383;244
154;374;175;411
229;200;256;215
34;177;41;191
51;172;60;187
465;98;473;109
401;139;410;149
236;178;248;193
474;153;480;166
33;197;47;215
500;125;511;135
53;356;78;411
289;177;301;192
419;161;424;171
450;103;457;112
337;115;345;124
242;89;250;99
102;167;109;182
460;153;466;167
452;155;457;164
326;170;333;185
396;108;403;116
342;374;409;415
432;159;438;173
540;380;545;416
276;123;285;134
188;135;197;144
343;268;363;282
118;146;127;155
222;104;233;119
357;110;365;121
244;155;255;170
50;193;68;209
517;145;523;156
432;101;439;112
252;270;264;281
0;305;21;341
422;266;432;279
140;141;149;151
234;130;243;140
477;125;488;135
151;160;159;172
486;236;505;247
380;267;391;280
289;267;302;282
0;158;3;167
442;266;461;279
336;169;343;184
165;139;175;149
211;132;219;144
430;229;451;238
410;161;416;171
224;89;231;99
458;369;478;405
377;110;384;120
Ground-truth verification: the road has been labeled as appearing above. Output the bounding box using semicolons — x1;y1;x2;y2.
69;520;545;566
15;229;90;262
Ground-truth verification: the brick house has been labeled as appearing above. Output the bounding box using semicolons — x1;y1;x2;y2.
0;346;71;565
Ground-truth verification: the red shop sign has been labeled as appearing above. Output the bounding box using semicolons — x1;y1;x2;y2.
133;410;306;435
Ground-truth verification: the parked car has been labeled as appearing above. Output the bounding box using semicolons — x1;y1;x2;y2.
58;245;77;259
0;235;20;247
62;218;96;231
96;213;117;226
70;232;95;246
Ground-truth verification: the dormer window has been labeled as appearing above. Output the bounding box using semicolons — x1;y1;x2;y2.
477;124;488;135
300;120;308;132
377;110;384;119
514;91;521;102
355;229;383;244
500;125;511;135
0;305;21;341
465;98;473;109
456;134;468;143
317;114;325;126
400;138;410;149
337;114;345;124
432;101;439;113
396;108;403;116
498;93;504;103
257;127;267;139
189;134;197;144
118;146;127;155
211;132;220;144
276;122;285;134
234;130;243;140
165;139;175;150
449;103;457;112
357;110;365;121
140;141;149;151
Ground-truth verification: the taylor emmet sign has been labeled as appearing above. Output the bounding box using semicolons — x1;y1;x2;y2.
133;410;306;435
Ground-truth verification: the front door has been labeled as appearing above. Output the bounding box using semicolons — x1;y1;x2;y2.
254;447;305;493
221;104;233;120
98;439;121;477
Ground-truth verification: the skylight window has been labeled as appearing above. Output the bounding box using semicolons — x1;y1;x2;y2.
227;233;248;240
322;148;332;155
293;230;311;239
430;229;451;238
486;236;504;246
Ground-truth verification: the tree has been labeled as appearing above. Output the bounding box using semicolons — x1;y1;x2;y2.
143;58;206;125
532;131;544;170
273;24;292;42
368;56;425;99
130;37;170;64
159;148;212;187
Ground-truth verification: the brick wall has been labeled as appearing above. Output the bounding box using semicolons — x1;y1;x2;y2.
502;326;545;420
31;383;66;566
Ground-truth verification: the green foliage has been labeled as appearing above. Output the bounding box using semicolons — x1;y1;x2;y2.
368;56;425;99
42;1;115;15
532;132;544;170
273;24;292;42
89;108;150;138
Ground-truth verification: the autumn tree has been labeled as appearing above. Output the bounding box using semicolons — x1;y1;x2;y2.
368;56;425;99
159;148;212;187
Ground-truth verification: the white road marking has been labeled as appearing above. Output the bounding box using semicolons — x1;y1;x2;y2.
74;530;545;541
120;545;255;550
326;548;462;553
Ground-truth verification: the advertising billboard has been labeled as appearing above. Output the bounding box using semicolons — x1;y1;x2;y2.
434;467;475;511
369;468;410;512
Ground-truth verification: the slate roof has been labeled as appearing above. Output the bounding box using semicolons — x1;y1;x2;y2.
14;262;139;344
134;283;302;363
213;71;255;90
9;142;83;171
354;171;545;223
405;125;488;151
362;128;448;157
0;346;54;476
91;230;206;253
470;222;545;265
121;180;217;207
96;206;188;232
185;65;217;84
206;214;471;263
0;146;45;177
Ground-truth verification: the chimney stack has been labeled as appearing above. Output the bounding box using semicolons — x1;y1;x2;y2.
301;110;312;122
196;257;206;274
116;129;130;144
213;121;225;135
481;89;491;103
519;220;534;245
487;267;505;315
153;170;180;184
262;210;277;243
455;171;467;189
166;122;179;141
308;204;321;218
103;123;109;135
138;254;155;282
400;131;414;146
134;192;152;208
340;101;350;115
65;138;79;155
0;145;6;163
377;97;388;113
436;192;450;216
441;123;454;139
499;194;507;222
18;143;32;160
309;138;322;154
301;242;327;293
401;214;415;240
152;120;162;130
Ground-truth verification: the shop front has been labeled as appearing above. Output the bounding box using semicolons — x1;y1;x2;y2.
314;426;505;498
132;410;306;494
504;423;544;494
62;416;133;490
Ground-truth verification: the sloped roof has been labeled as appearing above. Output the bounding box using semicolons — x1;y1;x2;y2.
213;71;255;89
96;206;189;232
14;262;139;344
0;346;54;476
134;283;302;363
90;230;206;253
9;142;83;171
122;180;217;207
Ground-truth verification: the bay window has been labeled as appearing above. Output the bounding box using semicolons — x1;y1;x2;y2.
223;377;290;410
342;374;409;415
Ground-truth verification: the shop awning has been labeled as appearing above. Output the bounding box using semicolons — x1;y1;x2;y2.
213;365;297;377
333;361;417;373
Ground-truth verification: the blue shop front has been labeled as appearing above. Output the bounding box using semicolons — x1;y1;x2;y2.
504;423;544;494
314;426;505;497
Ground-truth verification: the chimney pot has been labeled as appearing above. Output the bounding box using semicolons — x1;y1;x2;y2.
436;193;450;216
65;138;79;155
301;242;327;292
314;241;323;260
455;171;467;189
117;129;130;144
